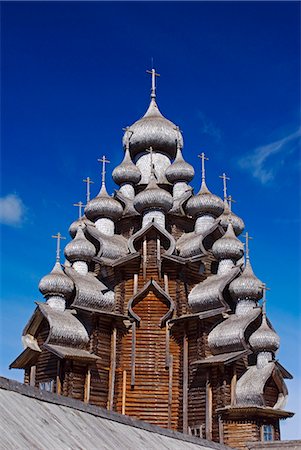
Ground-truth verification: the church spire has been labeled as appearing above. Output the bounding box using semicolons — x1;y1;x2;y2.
146;67;160;99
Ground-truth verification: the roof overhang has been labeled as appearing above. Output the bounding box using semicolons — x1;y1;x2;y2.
216;405;294;420
191;350;250;367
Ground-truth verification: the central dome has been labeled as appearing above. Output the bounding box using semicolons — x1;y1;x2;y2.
123;98;183;160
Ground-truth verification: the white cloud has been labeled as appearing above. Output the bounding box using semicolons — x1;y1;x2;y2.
0;194;26;226
238;128;301;184
198;112;222;142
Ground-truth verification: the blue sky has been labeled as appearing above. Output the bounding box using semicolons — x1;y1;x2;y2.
1;1;300;439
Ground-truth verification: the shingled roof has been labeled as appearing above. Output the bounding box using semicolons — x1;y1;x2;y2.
0;377;234;450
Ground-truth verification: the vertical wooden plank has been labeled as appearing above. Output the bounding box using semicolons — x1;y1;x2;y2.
165;322;170;368
133;273;138;295
122;370;127;415
231;363;237;406
131;322;136;387
143;236;147;280
84;366;91;403
164;273;169;295
108;326;117;410
168;354;173;429
183;327;188;434
30;365;36;387
56;361;61;395
157;236;161;278
206;370;212;440
218;415;224;444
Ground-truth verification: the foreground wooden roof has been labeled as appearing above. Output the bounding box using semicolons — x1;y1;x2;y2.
0;377;233;450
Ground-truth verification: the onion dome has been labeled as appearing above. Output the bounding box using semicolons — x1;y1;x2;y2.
185;181;224;218
212;222;244;261
112;147;141;185
249;315;280;353
85;184;123;221
133;172;173;213
165;146;194;183
39;261;74;299
229;258;263;301
219;200;245;236
69;216;94;238
122;98;183;159
64;226;96;263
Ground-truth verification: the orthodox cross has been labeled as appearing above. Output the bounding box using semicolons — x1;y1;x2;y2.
261;283;271;316
52;232;66;262
122;126;133;151
97;155;110;186
146;68;160;98
219;172;230;200
227;194;236;212
73;201;84;219
242;231;253;260
83;177;94;203
146;146;155;175
198;152;209;182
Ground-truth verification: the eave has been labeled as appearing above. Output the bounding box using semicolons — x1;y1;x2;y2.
216;405;294;420
191;350;250;367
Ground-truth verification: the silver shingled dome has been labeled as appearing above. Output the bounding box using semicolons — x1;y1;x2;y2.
112;147;141;185
85;184;123;221
39;261;74;299
249;315;280;353
165;146;194;183
219;200;245;236
123;98;183;159
133;173;173;213
69;215;94;238
185;181;224;218
229;259;263;301
212;222;244;261
64;226;96;263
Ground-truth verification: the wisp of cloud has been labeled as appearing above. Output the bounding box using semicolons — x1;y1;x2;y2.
238;128;301;184
0;194;25;226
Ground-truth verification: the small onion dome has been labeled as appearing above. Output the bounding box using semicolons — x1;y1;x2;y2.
249;315;280;353
229;258;263;301
122;98;183;159
39;261;74;299
212;222;244;261
219;200;245;236
64;226;96;263
85;184;123;221
185;181;224;218
69;215;94;238
112;147;141;185
133;173;173;213
165;146;194;183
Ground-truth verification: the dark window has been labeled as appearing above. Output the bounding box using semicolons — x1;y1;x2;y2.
262;424;274;441
188;425;203;438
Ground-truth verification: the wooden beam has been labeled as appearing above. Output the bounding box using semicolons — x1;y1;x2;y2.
164;273;169;295
157;236;161;278
143;236;147;280
231;363;237;406
131;322;136;387
218;415;224;444
56;361;61;395
165;321;170;368
122;369;127;415
133;273;138;295
168;354;173;429
205;370;212;440
30;365;36;388
84;366;91;403
108;326;117;410
183;328;188;434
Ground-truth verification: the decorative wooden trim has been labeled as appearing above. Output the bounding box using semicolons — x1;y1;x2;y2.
131;322;136;387
183;328;188;434
108;326;117;410
168;355;173;429
56;361;61;395
122;370;127;415
84;366;91;403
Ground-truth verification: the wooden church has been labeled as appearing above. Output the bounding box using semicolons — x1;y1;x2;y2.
11;69;293;449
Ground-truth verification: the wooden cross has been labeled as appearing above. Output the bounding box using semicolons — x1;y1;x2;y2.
198;152;209;182
122;126;133;150
242;231;253;260
227;194;236;212
261;283;271;315
146;68;160;98
73;201;84;219
52;232;66;262
97;155;110;186
219;172;230;200
83;177;94;203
